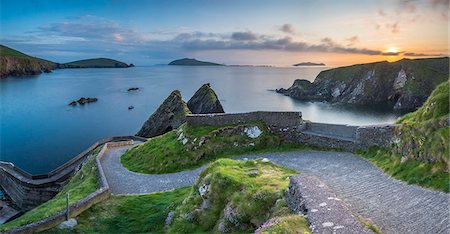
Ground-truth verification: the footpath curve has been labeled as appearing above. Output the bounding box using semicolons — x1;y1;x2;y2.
100;144;450;234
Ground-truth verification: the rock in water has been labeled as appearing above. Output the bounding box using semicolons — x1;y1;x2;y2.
136;90;190;138
187;83;225;114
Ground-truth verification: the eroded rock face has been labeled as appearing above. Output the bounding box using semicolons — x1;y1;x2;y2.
136;90;190;138
187;83;225;114
277;57;449;112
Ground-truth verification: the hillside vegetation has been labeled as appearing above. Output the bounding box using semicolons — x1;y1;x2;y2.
122;122;289;174
0;147;101;231
360;81;449;192
0;45;58;78
168;159;309;233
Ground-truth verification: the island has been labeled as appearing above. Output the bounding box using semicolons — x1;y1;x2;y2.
168;58;223;66
62;58;133;68
293;62;326;66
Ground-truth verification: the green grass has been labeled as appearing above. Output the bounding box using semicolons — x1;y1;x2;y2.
359;147;449;192
121;122;313;174
258;215;310;234
168;158;309;233
43;187;191;234
0;147;102;232
0;45;34;59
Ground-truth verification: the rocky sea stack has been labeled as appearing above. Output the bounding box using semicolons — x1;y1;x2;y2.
277;57;449;112
187;83;225;114
136;90;190;138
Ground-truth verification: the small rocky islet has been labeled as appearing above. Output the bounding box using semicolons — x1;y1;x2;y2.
68;97;98;106
136;83;225;138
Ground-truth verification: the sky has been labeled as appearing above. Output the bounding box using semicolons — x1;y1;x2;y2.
0;0;449;66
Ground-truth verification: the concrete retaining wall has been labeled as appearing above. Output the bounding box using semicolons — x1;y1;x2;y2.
0;136;146;211
4;141;134;234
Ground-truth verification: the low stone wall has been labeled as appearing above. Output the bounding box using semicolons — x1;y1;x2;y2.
186;111;303;129
4;141;134;234
186;112;397;151
356;124;398;149
0;136;146;211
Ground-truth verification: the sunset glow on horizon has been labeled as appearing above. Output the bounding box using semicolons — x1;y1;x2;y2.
1;0;448;66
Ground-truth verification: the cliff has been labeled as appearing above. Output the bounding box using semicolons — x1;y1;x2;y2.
277;57;449;112
62;58;132;68
0;45;58;78
168;58;223;66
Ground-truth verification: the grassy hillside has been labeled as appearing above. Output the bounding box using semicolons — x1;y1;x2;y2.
122;122;311;174
63;58;131;68
0;44;57;78
360;81;449;192
0;147;101;231
44;187;191;234
168;159;309;233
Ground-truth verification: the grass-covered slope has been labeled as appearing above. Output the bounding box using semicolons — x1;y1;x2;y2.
396;80;449;166
0;44;58;78
44;187;191;234
360;81;449;192
63;58;131;68
168;159;309;233
122;122;291;174
0;148;101;231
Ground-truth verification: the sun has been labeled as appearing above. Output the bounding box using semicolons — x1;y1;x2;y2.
386;47;399;53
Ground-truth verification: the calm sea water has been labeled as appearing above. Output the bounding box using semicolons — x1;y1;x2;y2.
0;66;400;174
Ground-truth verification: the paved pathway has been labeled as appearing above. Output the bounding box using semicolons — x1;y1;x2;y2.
100;145;450;234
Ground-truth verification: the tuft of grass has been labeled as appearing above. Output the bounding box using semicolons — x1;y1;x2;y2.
168;158;309;233
121;122;301;174
43;187;191;234
258;215;310;234
359;147;449;192
0;148;101;231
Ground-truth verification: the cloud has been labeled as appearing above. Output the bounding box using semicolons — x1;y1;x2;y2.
231;31;259;41
279;24;295;34
381;51;402;56
404;52;446;56
177;33;386;56
378;9;386;16
385;22;400;34
346;36;359;46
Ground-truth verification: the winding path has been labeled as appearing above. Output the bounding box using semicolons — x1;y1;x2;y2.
100;145;450;234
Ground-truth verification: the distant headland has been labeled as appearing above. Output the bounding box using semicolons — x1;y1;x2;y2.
293;62;326;66
168;58;223;66
0;45;133;78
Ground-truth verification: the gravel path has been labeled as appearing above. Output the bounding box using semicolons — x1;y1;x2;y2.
100;145;204;194
100;145;450;234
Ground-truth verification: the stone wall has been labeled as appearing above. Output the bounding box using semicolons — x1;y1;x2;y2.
186;112;397;150
186;111;303;129
4;141;134;234
0;136;146;211
356;124;398;149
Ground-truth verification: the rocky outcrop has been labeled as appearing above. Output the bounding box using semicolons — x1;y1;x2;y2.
136;90;191;138
277;57;449;112
187;83;225;114
0;56;57;78
68;97;98;106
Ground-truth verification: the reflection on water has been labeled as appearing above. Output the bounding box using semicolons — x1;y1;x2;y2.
0;66;400;174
